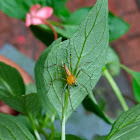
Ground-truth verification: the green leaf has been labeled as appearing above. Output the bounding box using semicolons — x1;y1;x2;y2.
64;7;92;25
26;83;37;94
0;62;25;99
66;135;83;140
3;93;41;118
121;65;140;103
0;0;70;20
133;79;140;102
35;38;62;116
105;46;120;76
16;115;33;134
0;113;35;139
109;12;130;42
82;96;112;124
35;0;109;121
93;135;107;140
106;104;140;140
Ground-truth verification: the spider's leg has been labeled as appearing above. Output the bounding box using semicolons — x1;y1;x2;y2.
68;85;75;112
76;81;90;96
61;83;68;111
76;69;92;87
48;77;67;107
46;64;65;71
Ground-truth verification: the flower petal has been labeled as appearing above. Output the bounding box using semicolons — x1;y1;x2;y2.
36;7;53;19
30;4;41;14
31;17;43;25
25;13;32;27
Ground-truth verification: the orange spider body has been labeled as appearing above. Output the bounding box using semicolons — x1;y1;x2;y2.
63;63;76;85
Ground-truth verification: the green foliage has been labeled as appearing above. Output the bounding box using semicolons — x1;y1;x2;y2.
0;113;35;139
0;62;25;99
93;135;107;140
0;0;129;46
0;0;69;20
30;9;130;46
35;0;108;121
0;62;41;117
3;93;41;118
109;12;130;42
105;46;120;76
121;65;140;103
106;104;140;140
83;96;112;124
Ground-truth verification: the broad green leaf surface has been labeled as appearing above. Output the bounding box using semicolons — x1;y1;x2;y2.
121;65;140;103
16;115;33;133
35;0;108;120
35;38;62;116
0;113;35;140
105;47;120;76
0;62;25;99
82;96;112;124
0;0;69;20
55;134;84;140
106;104;140;140
109;12;130;42
3;93;41;118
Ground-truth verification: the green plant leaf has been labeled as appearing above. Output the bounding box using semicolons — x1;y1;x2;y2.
0;62;25;99
0;0;69;20
82;96;112;124
109;12;130;42
105;46;120;76
106;104;140;140
0;113;35;139
3;93;41;118
93;135;107;140
121;65;140;103
35;0;109;121
133;79;140;102
35;38;62;116
26;83;37;94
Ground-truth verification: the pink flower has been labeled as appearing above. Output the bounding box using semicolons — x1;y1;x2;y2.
26;4;53;27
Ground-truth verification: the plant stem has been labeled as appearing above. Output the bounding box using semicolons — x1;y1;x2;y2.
61;115;66;140
28;113;41;140
50;112;55;140
61;91;69;140
103;67;128;111
41;19;58;40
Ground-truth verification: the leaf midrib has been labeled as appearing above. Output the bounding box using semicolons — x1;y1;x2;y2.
0;77;15;96
73;2;104;75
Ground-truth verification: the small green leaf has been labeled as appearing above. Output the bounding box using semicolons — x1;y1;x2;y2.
105;47;120;76
109;12;130;42
35;0;109;121
133;79;140;102
121;65;140;103
106;104;140;140
0;113;35;139
3;93;41;118
82;96;112;124
93;135;107;140
0;62;25;99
